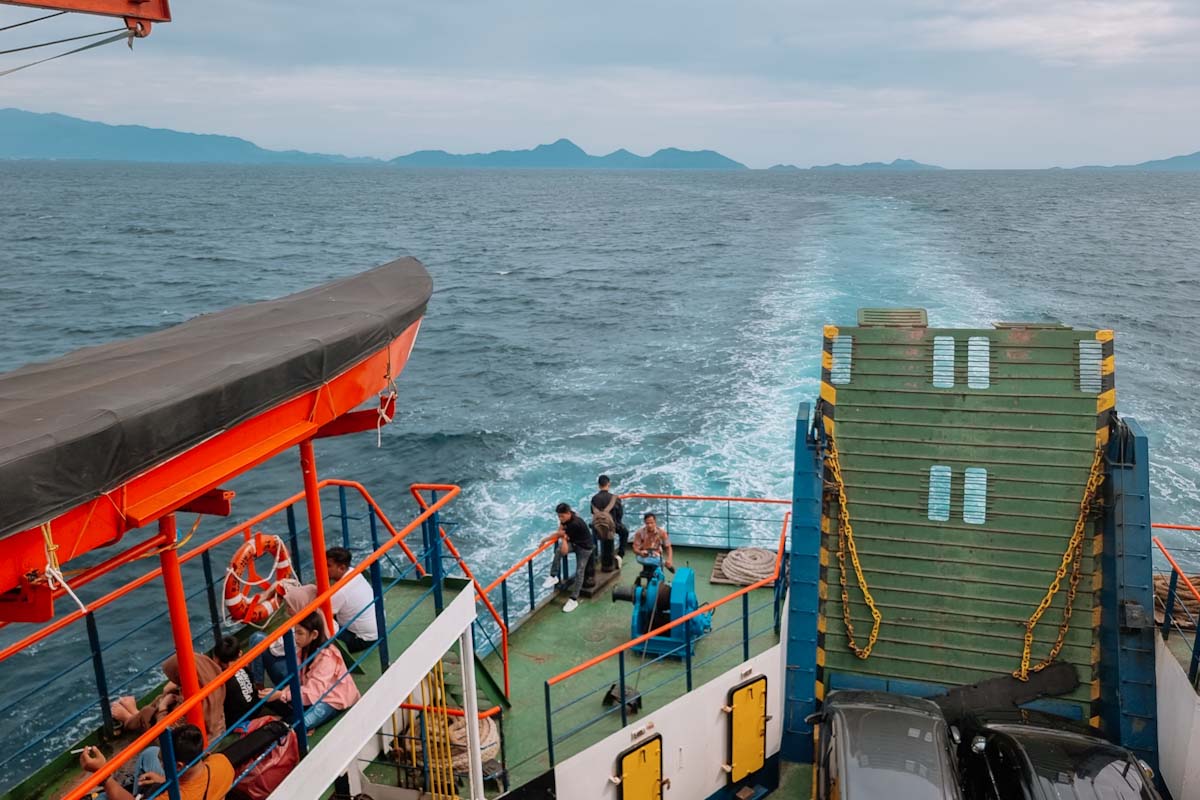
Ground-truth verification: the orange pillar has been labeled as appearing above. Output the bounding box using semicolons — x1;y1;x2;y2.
158;514;206;739
300;439;335;631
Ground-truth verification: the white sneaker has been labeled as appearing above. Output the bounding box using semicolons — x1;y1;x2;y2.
615;555;623;569
542;576;560;590
562;598;579;613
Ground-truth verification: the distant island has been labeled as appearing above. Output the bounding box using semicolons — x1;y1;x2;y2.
391;138;746;170
766;158;943;171
0;109;746;169
0;108;379;164
813;158;944;171
1068;151;1200;171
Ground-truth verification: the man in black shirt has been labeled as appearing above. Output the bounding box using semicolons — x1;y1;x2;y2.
591;474;627;571
544;502;593;612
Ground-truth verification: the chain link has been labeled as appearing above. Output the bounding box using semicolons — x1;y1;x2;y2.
1013;444;1105;681
827;435;883;659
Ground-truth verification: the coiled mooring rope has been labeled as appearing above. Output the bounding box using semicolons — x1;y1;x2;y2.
721;547;776;585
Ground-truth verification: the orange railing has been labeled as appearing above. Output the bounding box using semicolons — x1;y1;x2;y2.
62;482;469;800
0;479;426;666
546;510;790;689
1155;537;1200;609
409;486;511;696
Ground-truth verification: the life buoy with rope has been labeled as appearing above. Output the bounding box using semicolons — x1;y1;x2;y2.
223;533;292;625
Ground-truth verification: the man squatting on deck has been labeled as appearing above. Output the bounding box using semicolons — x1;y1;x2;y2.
546;502;594;613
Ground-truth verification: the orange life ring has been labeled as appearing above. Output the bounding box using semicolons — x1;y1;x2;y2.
223;533;292;624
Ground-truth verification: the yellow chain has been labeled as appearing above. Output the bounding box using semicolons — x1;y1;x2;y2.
1014;444;1105;681
827;435;883;659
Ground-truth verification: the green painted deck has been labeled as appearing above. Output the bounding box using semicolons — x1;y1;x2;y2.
818;321;1109;713
479;545;781;788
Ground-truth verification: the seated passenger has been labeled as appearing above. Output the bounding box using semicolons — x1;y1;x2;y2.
79;720;290;800
257;611;361;731
324;547;380;653
111;651;226;739
250;582;334;689
632;512;673;570
212;635;257;731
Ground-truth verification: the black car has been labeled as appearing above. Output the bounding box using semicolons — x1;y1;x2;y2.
956;708;1160;800
809;690;965;800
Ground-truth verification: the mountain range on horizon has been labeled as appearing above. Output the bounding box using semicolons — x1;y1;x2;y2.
767;158;945;172
1;108;1198;171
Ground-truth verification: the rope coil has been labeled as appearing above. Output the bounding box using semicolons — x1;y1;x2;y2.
720;547;776;585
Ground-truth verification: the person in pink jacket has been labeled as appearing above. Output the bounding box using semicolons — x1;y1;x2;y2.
258;612;361;730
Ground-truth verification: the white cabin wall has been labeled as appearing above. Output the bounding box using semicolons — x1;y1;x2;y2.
1155;633;1200;800
553;642;784;800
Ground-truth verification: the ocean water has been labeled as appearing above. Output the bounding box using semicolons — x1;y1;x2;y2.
1;163;1198;782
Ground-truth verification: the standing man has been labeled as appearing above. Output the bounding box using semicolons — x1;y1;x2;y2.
591;474;626;571
543;502;594;612
325;547;380;652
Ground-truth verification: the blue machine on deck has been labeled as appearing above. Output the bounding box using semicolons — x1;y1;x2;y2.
613;559;712;658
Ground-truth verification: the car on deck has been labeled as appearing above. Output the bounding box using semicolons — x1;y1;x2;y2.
809;690;964;799
956;708;1160;800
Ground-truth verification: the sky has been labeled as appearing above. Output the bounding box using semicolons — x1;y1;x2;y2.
0;0;1198;168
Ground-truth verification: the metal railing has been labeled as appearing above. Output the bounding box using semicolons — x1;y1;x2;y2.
539;511;790;768
44;480;502;800
1152;533;1200;689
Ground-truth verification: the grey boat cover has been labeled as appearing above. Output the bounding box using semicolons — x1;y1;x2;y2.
0;257;432;541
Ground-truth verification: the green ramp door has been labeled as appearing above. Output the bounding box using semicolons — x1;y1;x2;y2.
814;310;1114;724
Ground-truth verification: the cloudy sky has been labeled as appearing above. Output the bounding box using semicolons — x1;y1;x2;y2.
0;0;1197;168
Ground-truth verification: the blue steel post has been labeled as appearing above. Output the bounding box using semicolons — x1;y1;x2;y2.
544;682;555;767
783;402;822;763
618;650;629;728
338;486;351;549
201;550;222;647
1161;572;1178;640
283;630;309;756
430;491;444;614
742;592;751;661
684;623;693;691
418;708;431;791
367;508;390;670
84;612;116;735
1190;636;1200;685
501;579;511;632
1101;418;1159;769
286;505;304;582
726;500;732;549
526;560;536;612
159;726;183;800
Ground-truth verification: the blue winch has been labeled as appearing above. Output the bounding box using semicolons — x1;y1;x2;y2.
612;559;712;658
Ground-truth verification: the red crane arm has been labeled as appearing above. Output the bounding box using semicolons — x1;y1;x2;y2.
0;0;169;35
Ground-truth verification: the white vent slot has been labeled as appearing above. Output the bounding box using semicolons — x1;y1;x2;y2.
831;335;853;385
927;466;952;522
967;337;990;389
963;468;988;524
932;336;955;388
1079;340;1103;394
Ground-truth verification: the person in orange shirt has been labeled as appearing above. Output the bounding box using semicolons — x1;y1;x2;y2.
80;720;291;800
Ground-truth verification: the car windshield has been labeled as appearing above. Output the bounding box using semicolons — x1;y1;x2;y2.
840;706;961;799
1003;728;1158;800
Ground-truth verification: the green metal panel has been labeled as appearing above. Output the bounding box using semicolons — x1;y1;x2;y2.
817;318;1108;715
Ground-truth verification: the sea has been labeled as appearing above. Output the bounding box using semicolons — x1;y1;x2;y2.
1;162;1198;784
